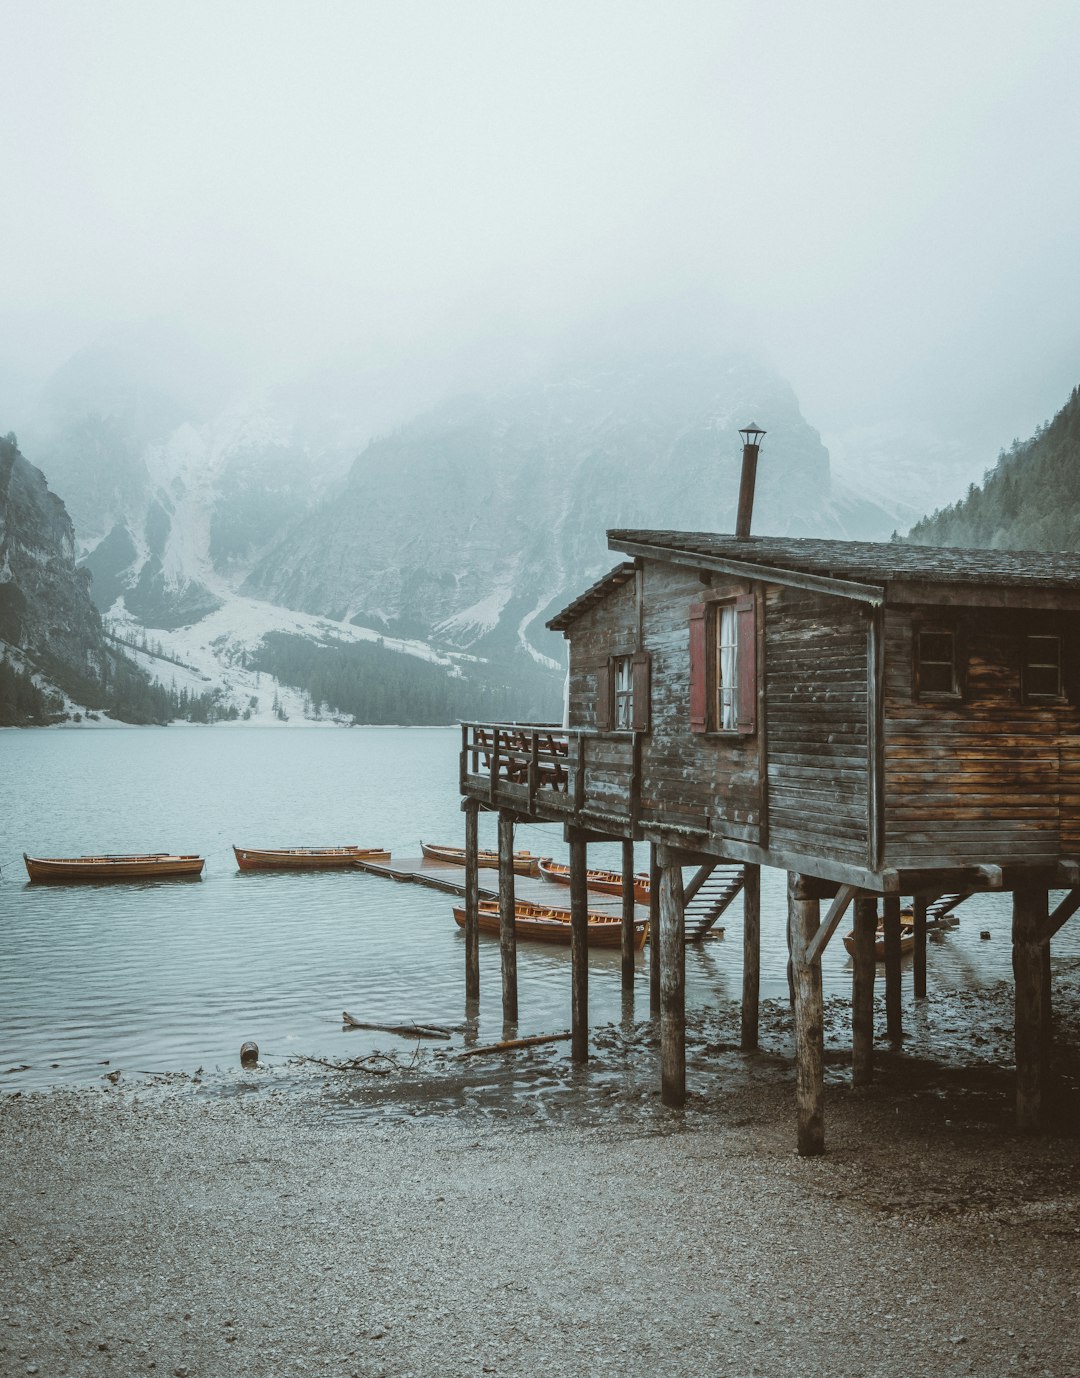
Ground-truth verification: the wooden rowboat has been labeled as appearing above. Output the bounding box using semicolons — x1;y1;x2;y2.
538;857;650;905
842;923;915;961
453;899;648;949
233;845;390;872
23;852;205;883
421;841;547;877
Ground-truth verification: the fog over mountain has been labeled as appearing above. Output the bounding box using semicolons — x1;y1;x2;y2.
2;2;1079;721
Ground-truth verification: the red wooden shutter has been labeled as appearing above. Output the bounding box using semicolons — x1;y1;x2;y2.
735;595;757;735
631;651;651;732
688;604;708;733
595;659;613;731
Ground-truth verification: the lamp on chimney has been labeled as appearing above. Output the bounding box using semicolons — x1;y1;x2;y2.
735;423;766;540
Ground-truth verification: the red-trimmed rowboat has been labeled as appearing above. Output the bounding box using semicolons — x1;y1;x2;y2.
233;845;390;872
538;857;650;905
453;898;648;949
421;841;546;877
23;852;205;883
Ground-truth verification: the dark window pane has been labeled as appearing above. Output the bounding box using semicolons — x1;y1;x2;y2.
921;662;955;694
920;632;954;663
1026;665;1061;698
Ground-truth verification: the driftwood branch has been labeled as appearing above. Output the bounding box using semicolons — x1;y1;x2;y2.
293;1053;397;1076
342;1011;451;1039
458;1031;571;1059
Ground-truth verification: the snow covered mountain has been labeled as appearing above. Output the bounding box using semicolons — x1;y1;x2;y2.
244;350;903;667
19;329;904;722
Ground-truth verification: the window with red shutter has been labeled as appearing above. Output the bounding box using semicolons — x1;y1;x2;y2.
689;604;708;733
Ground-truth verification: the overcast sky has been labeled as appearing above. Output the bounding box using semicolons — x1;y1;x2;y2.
2;1;1079;483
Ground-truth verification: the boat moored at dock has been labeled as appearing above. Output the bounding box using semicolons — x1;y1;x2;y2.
538;857;650;905
453;898;648;949
233;845;390;872
23;853;205;883
422;840;546;876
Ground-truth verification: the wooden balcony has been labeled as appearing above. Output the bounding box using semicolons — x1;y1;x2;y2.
459;721;640;836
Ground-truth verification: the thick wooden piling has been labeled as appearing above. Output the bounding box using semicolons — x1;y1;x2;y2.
851;896;877;1087
621;838;636;992
912;894;928;999
883;893;903;1042
463;800;480;1004
1013;884;1049;1131
741;862;760;1050
658;850;686;1108
569;829;589;1063
497;811;518;1026
649;844;661;1017
789;872;825;1156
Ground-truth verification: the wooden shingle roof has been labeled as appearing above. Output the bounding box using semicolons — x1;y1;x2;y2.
547;562;636;631
608;531;1080;602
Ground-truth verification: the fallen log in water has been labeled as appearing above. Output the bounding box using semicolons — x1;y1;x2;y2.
458;1031;572;1059
341;1011;451;1039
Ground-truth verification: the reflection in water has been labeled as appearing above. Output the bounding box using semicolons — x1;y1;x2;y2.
2;726;1078;1091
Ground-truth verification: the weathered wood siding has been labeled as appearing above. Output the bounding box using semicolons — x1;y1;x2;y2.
567;575;638;731
638;561;762;841
764;586;870;866
883;607;1080;867
567;576;638;818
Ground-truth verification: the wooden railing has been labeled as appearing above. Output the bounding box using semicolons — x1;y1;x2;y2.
459;721;639;827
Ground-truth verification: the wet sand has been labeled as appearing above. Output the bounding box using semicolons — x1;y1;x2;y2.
2;972;1079;1378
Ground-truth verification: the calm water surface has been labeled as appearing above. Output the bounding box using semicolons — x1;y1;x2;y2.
2;726;1075;1091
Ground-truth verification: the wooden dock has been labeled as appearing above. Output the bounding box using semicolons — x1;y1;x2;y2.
353;856;647;917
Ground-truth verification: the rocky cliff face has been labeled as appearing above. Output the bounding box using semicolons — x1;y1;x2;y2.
243;351;899;665
0;433;105;677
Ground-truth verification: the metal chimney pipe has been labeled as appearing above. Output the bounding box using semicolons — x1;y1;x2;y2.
735;423;766;539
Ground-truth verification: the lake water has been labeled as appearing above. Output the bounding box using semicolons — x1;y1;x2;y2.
2;726;1077;1092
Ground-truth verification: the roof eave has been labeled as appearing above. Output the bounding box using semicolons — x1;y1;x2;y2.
608;535;885;606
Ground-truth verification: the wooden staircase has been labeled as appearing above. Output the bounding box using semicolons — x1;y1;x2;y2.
684;864;746;942
926;893;968;926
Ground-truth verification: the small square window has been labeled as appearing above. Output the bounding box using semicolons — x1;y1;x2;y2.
1024;634;1063;701
916;629;958;698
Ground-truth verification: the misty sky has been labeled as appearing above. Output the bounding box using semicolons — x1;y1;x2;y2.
2;1;1079;485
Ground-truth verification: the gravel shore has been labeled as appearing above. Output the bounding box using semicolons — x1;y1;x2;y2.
3;982;1079;1378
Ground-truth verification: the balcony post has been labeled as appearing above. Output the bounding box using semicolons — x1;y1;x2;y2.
463;799;480;1004
741;862;760;1050
658;846;686;1108
621;838;636;991
569;827;589;1062
498;810;518;1026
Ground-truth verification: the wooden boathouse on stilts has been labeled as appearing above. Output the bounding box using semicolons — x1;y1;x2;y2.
457;426;1080;1154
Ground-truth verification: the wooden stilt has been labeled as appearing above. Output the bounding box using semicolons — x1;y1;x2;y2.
883;893;903;1042
497;811;518;1026
1041;939;1053;1085
463;800;480;1004
620;838;636;992
851;896;876;1087
741;863;760;1050
1013;884;1049;1131
649;844;661;1017
658;850;686;1107
569;829;589;1063
912;894;928;1000
789;872;825;1156
785;905;795;1008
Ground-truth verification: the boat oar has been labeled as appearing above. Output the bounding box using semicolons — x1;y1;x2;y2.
341;1011;451;1039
